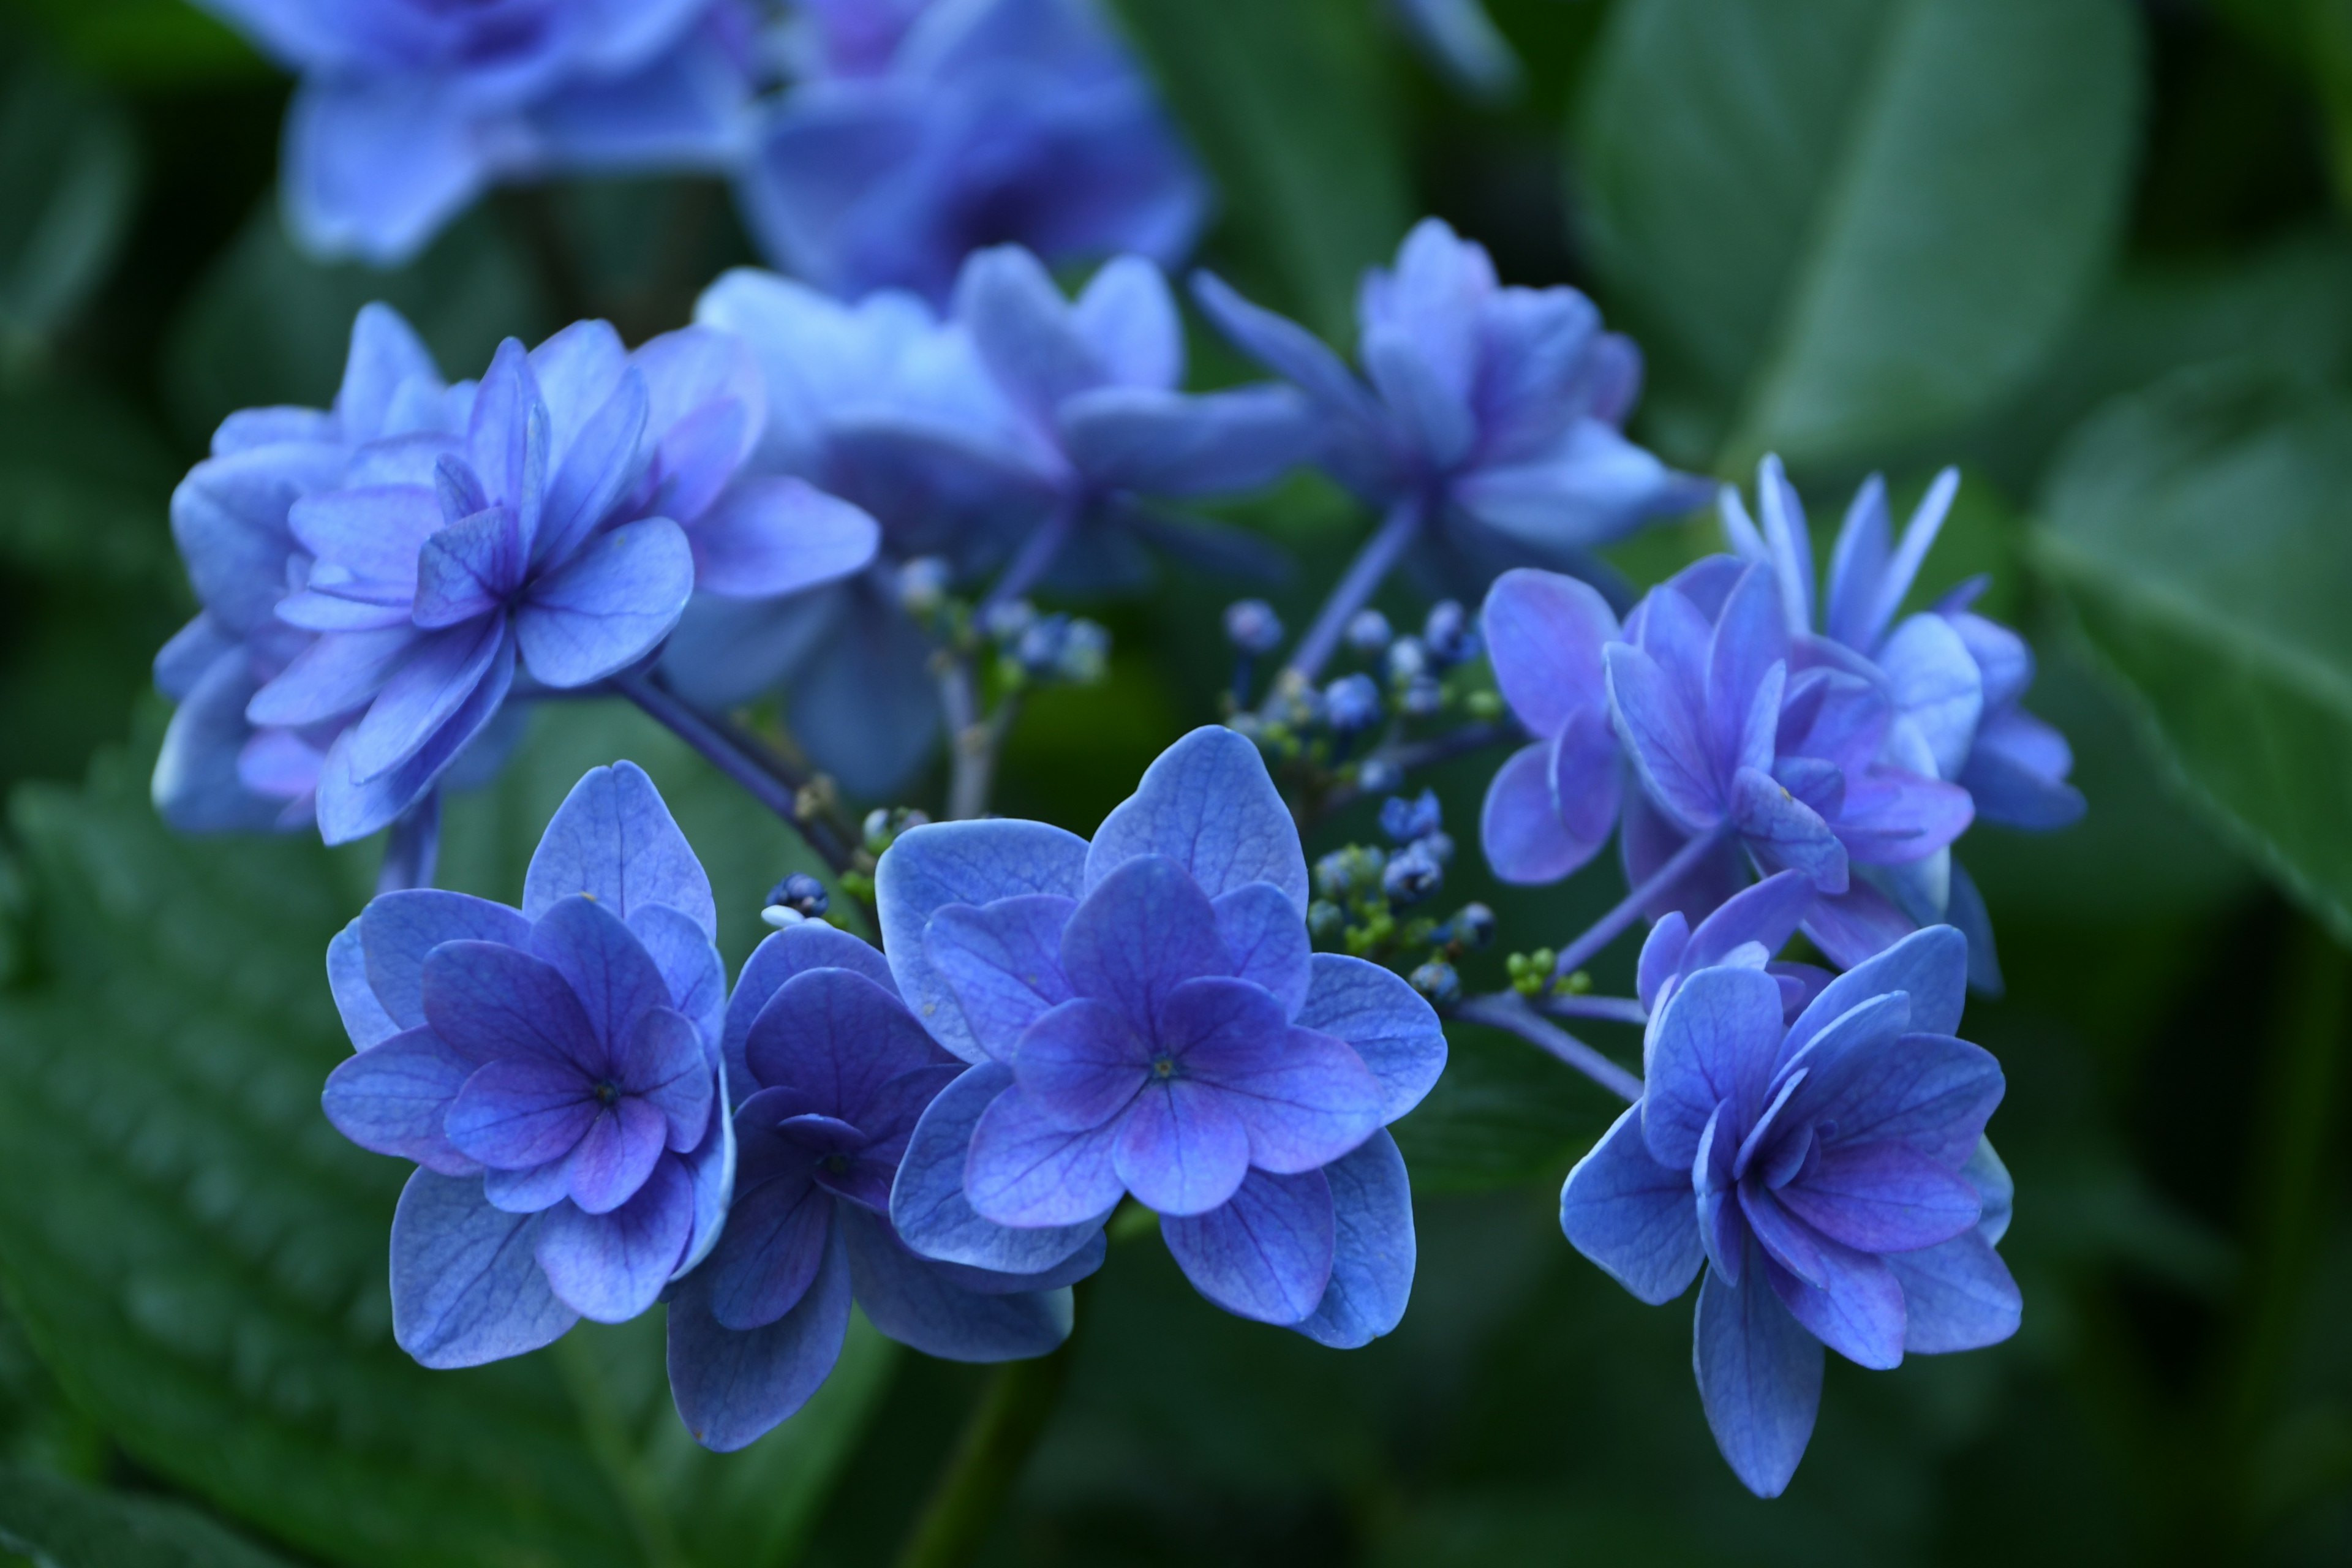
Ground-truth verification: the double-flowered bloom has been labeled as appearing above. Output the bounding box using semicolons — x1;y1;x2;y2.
666;920;1095;1451
1195;218;1708;598
225;314;876;844
671;248;1308;796
156;304;462;834
1561;923;2020;1497
740;0;1206;306
1719;458;2084;981
322;763;733;1365
878;727;1447;1337
200;0;760;265
1478;548;1978;969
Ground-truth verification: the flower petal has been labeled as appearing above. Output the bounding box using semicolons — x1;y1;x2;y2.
1883;1230;2021;1354
665;1219;853;1453
891;1062;1111;1274
1641;965;1783;1170
389;1169;577;1368
1288;1129;1414;1348
1292;954;1447;1123
420;940;600;1069
1480;567;1619;739
523;759;717;937
1605;642;1721;834
965;1086;1128;1227
1166;978;1384;1175
1213;883;1311;1019
537;1156;696;1323
322;1026;480;1175
514;518;695;687
689;475;880;599
1777;1139;1981;1254
839;1204;1074;1360
1059;854;1228;1029
564;1098;671;1215
723;922;899;1089
528;893;674;1063
1693;1250;1823;1499
1085;726;1308;913
924;895;1078;1064
1785;925;1969;1063
1559;1103;1703;1306
1162;1166;1336;1325
355;890;532;1033
704;1168;832;1332
1112;1078;1250;1216
745;969;941;1121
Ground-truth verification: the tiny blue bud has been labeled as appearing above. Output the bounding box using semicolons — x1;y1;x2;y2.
1401;674;1444;717
983;599;1036;642
1057;619;1110;683
1308;899;1343;940
1420;830;1455;865
1324;673;1382;733
1410;959;1461;1005
1356;758;1404;796
766;872;831;918
1378;789;1442;843
1014;613;1068;673
1382;841;1443;904
862;807;895;853
1224;599;1284;655
1313;850;1356;899
898;557;952;614
1385;636;1428;683
1423;600;1477;665
1451;902;1496;949
1344;608;1393;655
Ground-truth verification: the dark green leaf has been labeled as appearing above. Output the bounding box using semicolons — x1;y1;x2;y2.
1109;0;1411;341
0;1468;293;1568
2036;364;2352;942
0;49;136;367
1393;1022;1621;1193
1577;0;2143;472
0;376;178;586
162;200;550;447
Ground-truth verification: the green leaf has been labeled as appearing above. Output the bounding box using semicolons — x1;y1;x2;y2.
0;705;886;1566
4;1;261;87
1576;0;2143;472
1108;0;1411;341
2035;364;2352;943
0;1468;294;1568
162;199;551;447
0;376;179;586
0;48;137;367
1393;1023;1621;1193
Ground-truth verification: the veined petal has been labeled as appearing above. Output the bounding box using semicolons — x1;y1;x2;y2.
1559;1103;1703;1305
1086;726;1308;911
390;1169;575;1368
1162;1167;1336;1325
514;518;695;687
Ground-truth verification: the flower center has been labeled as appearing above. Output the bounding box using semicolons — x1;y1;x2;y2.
594;1080;620;1108
823;1153;852;1175
1150;1054;1178;1080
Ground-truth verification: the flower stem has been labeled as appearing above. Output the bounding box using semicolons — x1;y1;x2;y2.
1538;993;1651;1027
890;1332;1081;1568
1262;491;1425;712
376;791;442;894
1549;820;1733;984
978;496;1079;620
609;669;856;875
1450;992;1644;1103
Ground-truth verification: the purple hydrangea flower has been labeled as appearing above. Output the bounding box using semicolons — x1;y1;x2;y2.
666;921;1095;1451
200;0;761;265
1559;926;2019;1496
1193;218;1709;600
738;0;1207;306
1606;557;1976;967
1719;457;2082;982
154;304;468;834
1478;566;1625;885
875;728;1446;1338
250;317;877;844
321;763;733;1366
673;247;1306;796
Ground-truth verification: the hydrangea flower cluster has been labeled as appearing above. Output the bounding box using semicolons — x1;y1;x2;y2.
877;728;1447;1337
197;0;761;264
742;0;1207;304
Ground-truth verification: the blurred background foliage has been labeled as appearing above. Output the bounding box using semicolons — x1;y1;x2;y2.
0;0;2350;1563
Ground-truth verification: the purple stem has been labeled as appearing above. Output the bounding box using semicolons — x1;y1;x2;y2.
978;494;1079;619
1550;819;1734;982
1539;993;1651;1027
1262;490;1424;711
1450;992;1643;1103
376;791;442;894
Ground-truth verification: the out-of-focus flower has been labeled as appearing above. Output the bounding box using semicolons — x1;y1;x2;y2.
666;921;1093;1450
1389;0;1523;103
740;0;1207;306
1558;927;2019;1496
200;0;761;265
876;727;1446;1340
1194;218;1709;600
320;764;732;1365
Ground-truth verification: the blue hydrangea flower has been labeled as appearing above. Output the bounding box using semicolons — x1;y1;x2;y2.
1194;218;1709;599
673;248;1303;796
1634;870;1831;1026
738;0;1207;306
1559;927;2019;1497
200;0;761;265
1478;566;1625;885
666;921;1095;1451
1606;557;1976;967
251;317;877;844
876;727;1446;1338
322;764;733;1367
154;304;467;834
1719;457;2083;980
